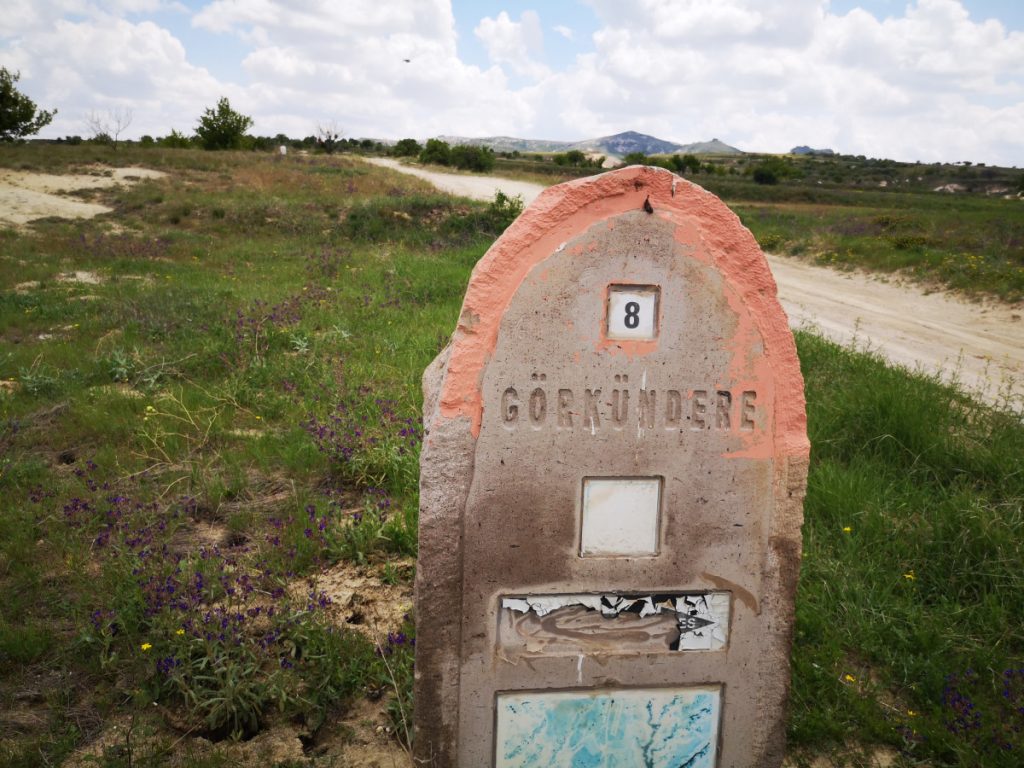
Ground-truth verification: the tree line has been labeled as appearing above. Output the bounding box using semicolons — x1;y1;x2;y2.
0;73;496;168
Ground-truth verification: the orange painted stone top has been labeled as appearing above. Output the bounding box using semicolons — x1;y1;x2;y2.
435;164;808;461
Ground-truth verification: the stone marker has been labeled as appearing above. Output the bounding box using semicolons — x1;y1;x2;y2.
415;165;809;767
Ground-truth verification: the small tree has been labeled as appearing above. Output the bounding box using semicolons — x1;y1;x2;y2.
195;97;253;150
392;138;421;157
419;138;451;166
0;67;57;141
315;121;342;154
85;107;133;149
553;149;589;167
668;153;701;174
564;149;587;166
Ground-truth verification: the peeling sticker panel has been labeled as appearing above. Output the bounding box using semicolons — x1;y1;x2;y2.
496;686;720;768
500;593;730;654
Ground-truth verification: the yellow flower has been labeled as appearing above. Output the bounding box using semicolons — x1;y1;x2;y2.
175;629;185;636
141;642;152;651
842;526;852;534
907;709;918;717
904;570;916;580
843;674;856;684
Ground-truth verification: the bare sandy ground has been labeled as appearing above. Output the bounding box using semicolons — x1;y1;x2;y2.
367;157;1023;410
770;257;1022;408
0;166;166;226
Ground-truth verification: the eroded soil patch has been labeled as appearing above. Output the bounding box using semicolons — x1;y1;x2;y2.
0;166;167;226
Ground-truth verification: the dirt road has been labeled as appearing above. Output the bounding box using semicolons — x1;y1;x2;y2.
367;157;1023;410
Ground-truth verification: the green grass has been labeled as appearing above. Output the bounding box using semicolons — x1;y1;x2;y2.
489;150;1024;302
701;171;1024;302
789;332;1024;766
0;144;1021;766
0;147;479;764
730;195;1024;301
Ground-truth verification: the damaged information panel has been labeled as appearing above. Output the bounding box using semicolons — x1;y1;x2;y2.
414;166;809;767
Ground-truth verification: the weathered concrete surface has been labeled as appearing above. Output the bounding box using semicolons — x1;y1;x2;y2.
415;165;809;767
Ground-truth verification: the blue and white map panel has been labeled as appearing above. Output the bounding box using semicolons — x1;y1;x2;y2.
495;686;720;767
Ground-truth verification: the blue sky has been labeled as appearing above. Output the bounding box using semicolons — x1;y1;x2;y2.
451;1;600;79
831;0;1022;28
3;1;1022;165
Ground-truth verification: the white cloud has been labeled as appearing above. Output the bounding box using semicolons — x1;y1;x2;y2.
553;24;573;40
2;0;184;38
3;0;538;141
193;0;457;53
585;0;824;46
3;9;227;138
2;1;1021;164
474;10;549;80
192;0;537;139
557;0;1024;164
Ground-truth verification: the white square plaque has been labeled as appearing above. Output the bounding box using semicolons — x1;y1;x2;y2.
581;477;661;556
607;285;659;340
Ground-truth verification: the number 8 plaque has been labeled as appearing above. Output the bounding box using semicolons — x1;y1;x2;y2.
606;284;660;340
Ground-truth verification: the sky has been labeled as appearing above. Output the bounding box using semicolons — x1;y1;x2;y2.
2;0;1023;166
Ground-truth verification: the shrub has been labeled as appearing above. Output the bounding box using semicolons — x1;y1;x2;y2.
669;154;702;174
751;156;800;185
392;138;422;157
554;149;590;167
449;144;495;172
160;129;193;149
418;138;451;166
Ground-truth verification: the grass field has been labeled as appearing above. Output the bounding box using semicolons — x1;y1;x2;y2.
0;145;1022;767
728;189;1024;302
490;153;1024;302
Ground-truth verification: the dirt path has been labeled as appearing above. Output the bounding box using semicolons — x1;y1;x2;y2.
367;158;1023;410
0;167;166;226
367;157;549;206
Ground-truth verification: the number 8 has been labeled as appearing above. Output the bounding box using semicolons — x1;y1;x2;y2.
624;301;641;329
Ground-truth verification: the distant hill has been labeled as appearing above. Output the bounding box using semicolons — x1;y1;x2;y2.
435;130;743;159
676;138;744;155
434;135;572;153
791;145;835;156
568;130;686;157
